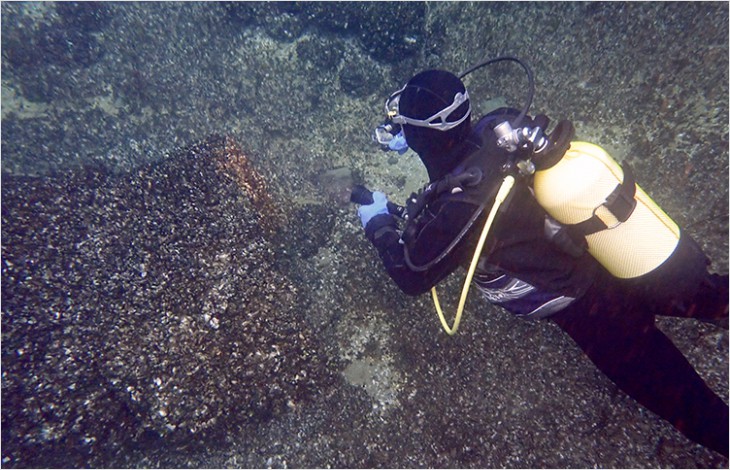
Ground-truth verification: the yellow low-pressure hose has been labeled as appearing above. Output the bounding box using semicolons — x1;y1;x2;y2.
432;175;516;335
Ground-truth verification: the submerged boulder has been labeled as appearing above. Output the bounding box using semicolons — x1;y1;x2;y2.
1;135;333;467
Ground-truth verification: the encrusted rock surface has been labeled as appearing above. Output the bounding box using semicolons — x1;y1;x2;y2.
2;136;334;467
1;2;728;468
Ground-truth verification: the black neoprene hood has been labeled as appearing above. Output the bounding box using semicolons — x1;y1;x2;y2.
399;69;472;180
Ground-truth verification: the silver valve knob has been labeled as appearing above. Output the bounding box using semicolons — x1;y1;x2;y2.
494;121;548;154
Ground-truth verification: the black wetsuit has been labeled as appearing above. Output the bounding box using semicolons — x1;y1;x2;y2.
363;110;729;456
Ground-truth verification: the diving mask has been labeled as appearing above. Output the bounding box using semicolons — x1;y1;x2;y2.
384;85;471;131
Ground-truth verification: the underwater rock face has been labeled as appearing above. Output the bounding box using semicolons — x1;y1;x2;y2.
339;54;386;98
223;2;425;62
1;2;727;468
2;2;110;90
1;136;333;468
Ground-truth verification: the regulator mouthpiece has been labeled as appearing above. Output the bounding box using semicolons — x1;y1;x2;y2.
373;121;409;154
372;121;401;147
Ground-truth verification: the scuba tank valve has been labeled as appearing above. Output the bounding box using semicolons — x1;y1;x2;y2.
494;121;549;154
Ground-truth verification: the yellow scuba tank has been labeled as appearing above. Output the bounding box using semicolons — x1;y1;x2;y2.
533;141;680;279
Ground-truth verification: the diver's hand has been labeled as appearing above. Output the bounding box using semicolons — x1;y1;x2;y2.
357;191;389;228
388;131;409;154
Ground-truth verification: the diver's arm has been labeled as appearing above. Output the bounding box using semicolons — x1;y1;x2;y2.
364;201;474;296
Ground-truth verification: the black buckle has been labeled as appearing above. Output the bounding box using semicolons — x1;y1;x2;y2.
604;162;637;223
567;162;637;241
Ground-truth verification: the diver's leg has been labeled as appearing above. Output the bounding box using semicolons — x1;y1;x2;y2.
635;234;729;322
655;272;729;324
552;281;729;457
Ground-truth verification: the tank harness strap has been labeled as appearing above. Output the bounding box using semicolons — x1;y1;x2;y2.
568;162;638;239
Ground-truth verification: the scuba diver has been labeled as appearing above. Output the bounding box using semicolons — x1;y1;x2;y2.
354;57;729;457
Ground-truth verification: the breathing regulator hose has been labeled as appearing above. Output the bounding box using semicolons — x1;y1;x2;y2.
431;175;515;335
351;176;516;336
